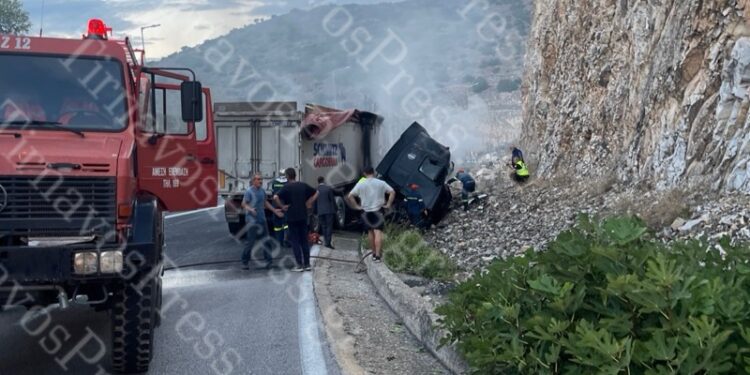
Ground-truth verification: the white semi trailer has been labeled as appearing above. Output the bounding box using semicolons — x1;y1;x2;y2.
214;102;383;234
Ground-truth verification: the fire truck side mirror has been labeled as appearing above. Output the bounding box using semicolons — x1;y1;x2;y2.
180;81;204;123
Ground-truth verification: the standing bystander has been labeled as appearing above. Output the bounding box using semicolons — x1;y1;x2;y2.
274;168;318;272
346;166;395;262
316;176;336;249
270;170;288;246
241;173;281;270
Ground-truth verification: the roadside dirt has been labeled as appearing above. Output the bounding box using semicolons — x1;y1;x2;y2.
314;234;449;375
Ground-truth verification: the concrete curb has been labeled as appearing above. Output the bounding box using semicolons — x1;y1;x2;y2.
312;247;367;375
363;254;469;374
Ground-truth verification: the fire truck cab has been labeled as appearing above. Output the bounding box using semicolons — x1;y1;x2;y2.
0;19;217;373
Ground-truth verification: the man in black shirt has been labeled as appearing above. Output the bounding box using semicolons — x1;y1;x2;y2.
274;168;318;272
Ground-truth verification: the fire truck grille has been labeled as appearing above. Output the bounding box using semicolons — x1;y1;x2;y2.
0;176;116;235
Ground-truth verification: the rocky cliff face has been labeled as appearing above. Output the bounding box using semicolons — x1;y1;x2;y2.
522;0;750;192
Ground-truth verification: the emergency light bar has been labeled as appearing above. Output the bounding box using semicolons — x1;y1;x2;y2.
86;19;112;40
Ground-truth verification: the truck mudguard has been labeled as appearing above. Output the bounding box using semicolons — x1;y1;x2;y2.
130;198;159;245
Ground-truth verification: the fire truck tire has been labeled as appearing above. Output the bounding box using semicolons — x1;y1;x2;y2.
154;273;163;328
110;274;158;373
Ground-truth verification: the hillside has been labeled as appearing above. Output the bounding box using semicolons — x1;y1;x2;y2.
522;0;750;193
159;0;532;158
428;0;750;272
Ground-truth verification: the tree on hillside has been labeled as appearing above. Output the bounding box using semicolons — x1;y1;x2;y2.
0;0;31;35
471;77;489;93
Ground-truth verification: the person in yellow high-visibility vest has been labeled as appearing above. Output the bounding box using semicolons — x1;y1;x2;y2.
512;159;530;183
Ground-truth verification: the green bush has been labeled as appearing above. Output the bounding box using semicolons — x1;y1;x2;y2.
463;74;477;83
436;215;750;374
480;58;502;68
363;224;458;280
471;77;490;94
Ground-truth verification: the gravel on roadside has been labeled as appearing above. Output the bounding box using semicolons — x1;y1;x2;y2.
314;235;450;375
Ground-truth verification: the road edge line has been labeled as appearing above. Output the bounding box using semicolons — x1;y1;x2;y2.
312;247;367;375
298;246;329;375
165;206;221;219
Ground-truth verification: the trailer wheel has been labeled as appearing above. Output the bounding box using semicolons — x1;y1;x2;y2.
230;214;248;240
335;197;347;229
111;273;158;374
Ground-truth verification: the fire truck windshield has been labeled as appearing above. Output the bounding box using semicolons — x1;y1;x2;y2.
0;53;128;132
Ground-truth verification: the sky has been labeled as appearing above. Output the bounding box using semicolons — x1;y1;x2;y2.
21;0;387;59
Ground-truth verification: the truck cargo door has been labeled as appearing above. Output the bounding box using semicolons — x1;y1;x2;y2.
136;84;217;211
259;125;278;179
279;125;300;176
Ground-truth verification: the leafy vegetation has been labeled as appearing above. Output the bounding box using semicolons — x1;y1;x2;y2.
0;0;31;34
437;215;750;374
364;224;458;280
497;78;522;92
471;77;490;94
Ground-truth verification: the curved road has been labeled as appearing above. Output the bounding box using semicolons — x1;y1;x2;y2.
0;207;340;375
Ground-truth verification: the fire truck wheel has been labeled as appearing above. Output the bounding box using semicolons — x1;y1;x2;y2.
154;274;163;328
110;274;157;373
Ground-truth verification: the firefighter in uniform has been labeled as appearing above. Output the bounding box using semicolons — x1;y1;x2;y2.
454;168;476;211
512;159;530;183
404;183;429;230
270;171;288;246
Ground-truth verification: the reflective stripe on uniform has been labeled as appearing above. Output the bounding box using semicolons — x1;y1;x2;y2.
515;161;530;177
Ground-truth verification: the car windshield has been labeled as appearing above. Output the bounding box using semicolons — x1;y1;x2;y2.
0;53;128;132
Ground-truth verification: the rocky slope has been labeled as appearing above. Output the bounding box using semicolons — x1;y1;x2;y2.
425;156;750;274
521;0;750;193
422;1;750;276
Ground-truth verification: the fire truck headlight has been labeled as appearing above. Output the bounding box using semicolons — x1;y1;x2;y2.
100;251;123;274
74;252;99;275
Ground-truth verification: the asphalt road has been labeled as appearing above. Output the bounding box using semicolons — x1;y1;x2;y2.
0;207;340;375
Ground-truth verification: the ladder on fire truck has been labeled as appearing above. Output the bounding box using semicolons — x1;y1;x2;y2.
115;37;143;84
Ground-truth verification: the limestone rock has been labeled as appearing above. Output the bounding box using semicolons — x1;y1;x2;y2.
520;0;750;194
671;218;687;231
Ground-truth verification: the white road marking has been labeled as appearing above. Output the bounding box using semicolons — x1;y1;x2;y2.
165;206;222;219
299;245;328;375
163;270;222;289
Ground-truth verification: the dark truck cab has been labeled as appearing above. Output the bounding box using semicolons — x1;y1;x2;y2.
377;122;453;223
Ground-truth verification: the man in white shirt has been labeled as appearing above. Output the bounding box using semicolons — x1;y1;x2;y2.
346;166;395;262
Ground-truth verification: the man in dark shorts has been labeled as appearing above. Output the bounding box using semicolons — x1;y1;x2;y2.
274;168;318;272
346;166;395;262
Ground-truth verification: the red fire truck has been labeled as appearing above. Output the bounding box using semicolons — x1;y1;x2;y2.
0;19;217;372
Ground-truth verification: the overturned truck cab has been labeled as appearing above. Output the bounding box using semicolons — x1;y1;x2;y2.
376;122;453;224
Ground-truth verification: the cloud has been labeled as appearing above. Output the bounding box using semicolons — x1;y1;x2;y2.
113;0;264;58
22;0;384;58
